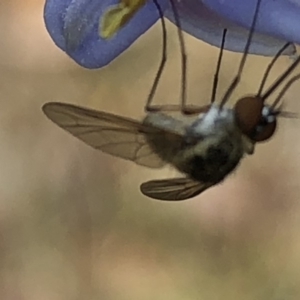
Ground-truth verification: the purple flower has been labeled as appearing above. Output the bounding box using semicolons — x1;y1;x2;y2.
44;0;300;69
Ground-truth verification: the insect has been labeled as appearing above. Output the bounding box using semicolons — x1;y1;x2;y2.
43;0;300;201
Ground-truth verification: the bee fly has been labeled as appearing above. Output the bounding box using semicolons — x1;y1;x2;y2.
42;0;300;201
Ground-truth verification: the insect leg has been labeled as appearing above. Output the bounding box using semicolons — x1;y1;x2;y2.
210;29;227;104
270;73;300;111
145;0;187;112
261;55;300;101
145;0;187;113
143;103;211;115
220;0;262;108
145;0;167;112
166;0;188;114
257;42;291;97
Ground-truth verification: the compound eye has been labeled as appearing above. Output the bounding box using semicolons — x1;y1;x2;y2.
251;120;277;142
235;96;264;135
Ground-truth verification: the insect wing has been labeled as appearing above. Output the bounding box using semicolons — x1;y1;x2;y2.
140;177;213;201
42;102;166;168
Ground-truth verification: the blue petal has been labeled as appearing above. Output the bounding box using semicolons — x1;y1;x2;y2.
165;0;296;56
44;0;169;68
202;0;300;45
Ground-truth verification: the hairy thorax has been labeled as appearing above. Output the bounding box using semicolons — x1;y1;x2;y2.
143;106;253;184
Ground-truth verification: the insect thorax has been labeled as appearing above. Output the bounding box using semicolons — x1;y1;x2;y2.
143;107;248;184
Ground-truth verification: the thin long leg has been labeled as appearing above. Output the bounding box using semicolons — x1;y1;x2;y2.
144;103;211;115
167;0;188;113
220;0;262;108
257;42;291;97
261;55;300;101
145;0;167;112
270;73;300;110
210;29;227;104
146;0;187;113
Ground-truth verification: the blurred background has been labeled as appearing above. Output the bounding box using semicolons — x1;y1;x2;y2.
1;0;300;299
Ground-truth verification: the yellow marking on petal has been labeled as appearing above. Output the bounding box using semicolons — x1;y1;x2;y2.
100;0;147;39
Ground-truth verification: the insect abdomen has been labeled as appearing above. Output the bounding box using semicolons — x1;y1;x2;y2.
180;136;244;184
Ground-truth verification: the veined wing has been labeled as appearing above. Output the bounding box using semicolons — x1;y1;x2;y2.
42;102;180;168
140;177;213;201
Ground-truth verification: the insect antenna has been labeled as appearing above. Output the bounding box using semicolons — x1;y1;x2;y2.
210;29;227;104
219;0;262;108
145;0;187;112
